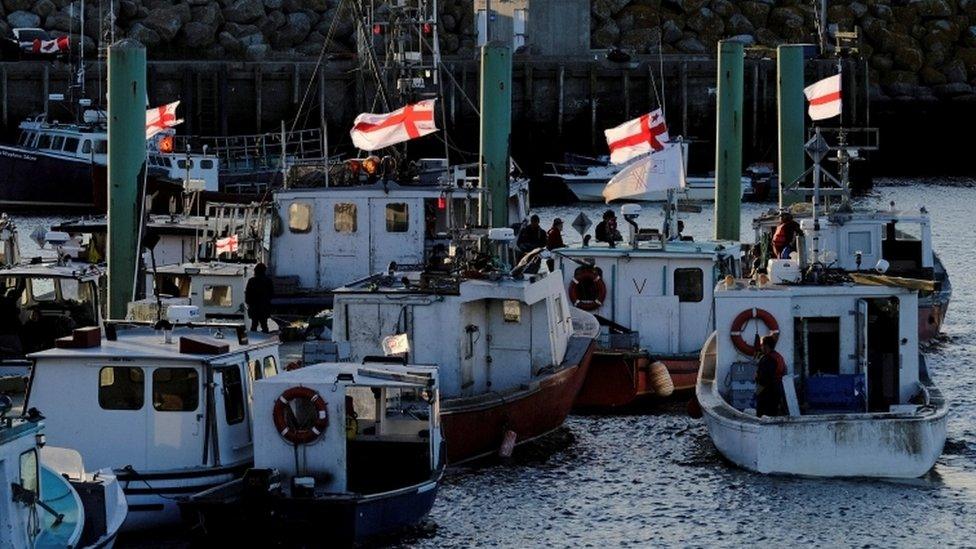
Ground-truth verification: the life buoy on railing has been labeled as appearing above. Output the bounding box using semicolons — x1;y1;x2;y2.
272;386;329;445
568;266;607;311
729;307;779;356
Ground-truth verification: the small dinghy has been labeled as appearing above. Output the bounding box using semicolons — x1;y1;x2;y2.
696;277;948;478
180;362;444;545
1;397;127;548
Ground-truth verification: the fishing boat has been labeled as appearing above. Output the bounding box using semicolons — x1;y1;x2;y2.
696;275;947;478
24;321;280;530
331;229;595;463
553;203;741;408
180;362;443;544
0;397;127;548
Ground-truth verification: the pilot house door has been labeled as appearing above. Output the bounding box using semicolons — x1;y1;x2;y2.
856;299;869;411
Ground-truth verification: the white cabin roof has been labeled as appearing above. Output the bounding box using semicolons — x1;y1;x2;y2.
558;239;740;260
260;362;437;390
154;262;251;277
716;280;914;299
29;326;278;362
0;262;102;281
275;181;448;199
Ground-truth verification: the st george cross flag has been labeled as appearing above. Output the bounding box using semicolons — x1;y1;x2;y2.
146;101;184;139
803;74;842;121
604;109;669;165
350;99;438;151
215;234;239;255
602;142;685;203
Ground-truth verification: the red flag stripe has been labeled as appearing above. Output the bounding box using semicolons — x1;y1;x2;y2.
353;104;434;139
809;91;841;106
607;114;668;153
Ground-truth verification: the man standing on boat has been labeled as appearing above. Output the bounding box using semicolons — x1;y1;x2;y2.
245;263;273;333
755;335;786;417
595;210;623;245
772;212;803;259
517;215;548;254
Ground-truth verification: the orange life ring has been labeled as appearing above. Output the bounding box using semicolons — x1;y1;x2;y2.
729;308;779;356
272;386;329;445
568;266;607;311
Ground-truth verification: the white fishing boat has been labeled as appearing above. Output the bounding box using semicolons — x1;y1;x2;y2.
180;362;444;544
128;262;261;327
553;204;741;407
0;397;127;548
696;277;947;478
24;321;280;530
331;229;595;463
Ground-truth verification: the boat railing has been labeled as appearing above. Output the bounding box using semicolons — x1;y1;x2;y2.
543;162;595;177
173;128;326;175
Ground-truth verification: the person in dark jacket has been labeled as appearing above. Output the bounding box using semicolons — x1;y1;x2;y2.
595;210;622;245
517;214;548;253
755;335;786;417
545;218;565;272
245;263;273;333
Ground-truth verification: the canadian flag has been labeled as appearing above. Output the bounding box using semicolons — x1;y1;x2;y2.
350;99;438;152
804;74;842;121
32;36;69;55
215;234;239;255
146;101;184;140
604;109;670;165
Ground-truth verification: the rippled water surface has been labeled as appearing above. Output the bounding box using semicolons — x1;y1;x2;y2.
14;180;976;547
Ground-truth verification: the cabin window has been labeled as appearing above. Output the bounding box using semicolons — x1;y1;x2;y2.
63;137;80;153
200;159;215;169
37;134;52;149
288;202;313;233
19;450;38;495
82;139;92;154
98;366;145;410
18;132;29;146
203;285;233;308
263;356;277;378
219;366;245;425
177;159;194;169
153;368;200;412
385;203;409;232
794;317;841;376
51;136;65;150
848;231;873;256
503;300;521;323
93;140;107;154
29;278;56;301
334;203;357;233
248;359;262;381
673;268;704;303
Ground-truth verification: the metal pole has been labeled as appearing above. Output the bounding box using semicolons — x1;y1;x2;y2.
713;40;743;241
107;39;146;320
478;42;512;229
777;44;806;206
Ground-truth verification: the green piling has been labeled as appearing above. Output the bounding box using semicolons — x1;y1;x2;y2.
714;40;743;241
478;42;512;229
107;40;146;320
777;44;806;207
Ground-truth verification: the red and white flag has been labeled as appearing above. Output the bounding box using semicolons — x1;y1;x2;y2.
350;99;438;152
146;101;184;140
32;36;69;54
604;109;670;165
804;74;842;121
215;234;239;255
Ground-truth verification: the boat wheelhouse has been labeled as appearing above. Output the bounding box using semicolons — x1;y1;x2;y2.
331;259;595;463
554;204;741;407
128;262;256;326
25;323;280;530
696;279;947;478
180;362;443;544
1;401;127;548
753;205;951;341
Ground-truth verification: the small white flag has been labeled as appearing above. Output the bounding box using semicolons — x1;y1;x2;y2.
350;99;438;152
804;74;842;121
215;234;238;255
382;334;411;355
602;142;685;203
146;101;184;139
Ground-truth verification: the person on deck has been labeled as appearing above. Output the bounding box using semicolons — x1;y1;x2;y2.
772;212;803;259
595;210;623;245
0;285;25;356
545;218;565;272
755;335;787;417
516;214;548;253
245;263;273;333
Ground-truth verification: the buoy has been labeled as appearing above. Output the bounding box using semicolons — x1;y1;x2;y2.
687;396;703;419
498;430;517;458
649;361;674;397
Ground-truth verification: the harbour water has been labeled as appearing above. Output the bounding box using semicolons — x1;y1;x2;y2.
13;179;976;547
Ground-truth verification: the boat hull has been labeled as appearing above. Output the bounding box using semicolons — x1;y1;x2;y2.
441;337;594;463
0;146;100;208
574;351;698;410
179;476;440;545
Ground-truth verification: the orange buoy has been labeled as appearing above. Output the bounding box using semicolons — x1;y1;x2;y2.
687;396;703;419
649;361;674;397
